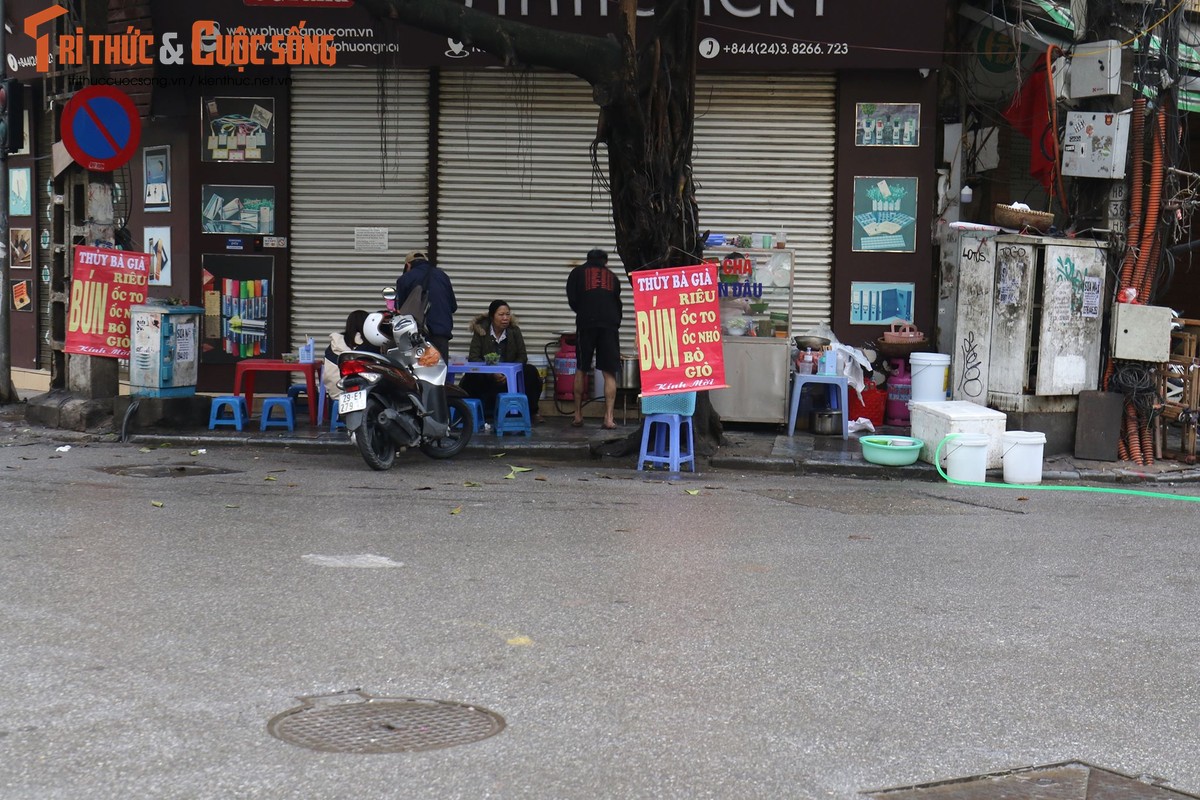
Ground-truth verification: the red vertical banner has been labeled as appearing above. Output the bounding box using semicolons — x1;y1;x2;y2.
64;246;150;359
631;263;727;396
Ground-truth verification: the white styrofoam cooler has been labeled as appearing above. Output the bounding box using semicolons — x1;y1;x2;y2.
910;400;1008;468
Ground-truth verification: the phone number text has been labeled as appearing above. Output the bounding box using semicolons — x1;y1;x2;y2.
724;42;849;56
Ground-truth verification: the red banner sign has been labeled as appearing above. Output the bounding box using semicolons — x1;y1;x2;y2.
632;263;727;396
64;246;150;359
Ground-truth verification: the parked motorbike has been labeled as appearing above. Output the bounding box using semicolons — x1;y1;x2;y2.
337;310;473;470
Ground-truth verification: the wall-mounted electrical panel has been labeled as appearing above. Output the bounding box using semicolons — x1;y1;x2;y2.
1061;111;1130;179
1069;40;1122;98
1111;303;1173;362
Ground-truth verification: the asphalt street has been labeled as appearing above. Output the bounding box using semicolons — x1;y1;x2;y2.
1;438;1199;799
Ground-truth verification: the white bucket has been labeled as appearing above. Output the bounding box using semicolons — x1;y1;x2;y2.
909;352;951;403
1002;431;1047;484
943;433;991;483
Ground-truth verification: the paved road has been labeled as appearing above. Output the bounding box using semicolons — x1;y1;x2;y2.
2;439;1199;799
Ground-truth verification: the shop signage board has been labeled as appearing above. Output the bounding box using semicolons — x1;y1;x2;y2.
631;263;727;397
64;246;150;359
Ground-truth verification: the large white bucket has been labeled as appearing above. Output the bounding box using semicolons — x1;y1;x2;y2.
943;433;991;483
910;352;950;403
1002;431;1047;484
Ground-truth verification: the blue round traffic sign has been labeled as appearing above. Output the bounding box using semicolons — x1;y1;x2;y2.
61;85;142;172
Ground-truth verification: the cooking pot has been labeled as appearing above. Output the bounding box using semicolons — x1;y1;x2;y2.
793;335;831;351
811;410;843;436
619;356;641;390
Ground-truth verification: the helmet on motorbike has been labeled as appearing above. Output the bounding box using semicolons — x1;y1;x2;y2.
362;312;391;347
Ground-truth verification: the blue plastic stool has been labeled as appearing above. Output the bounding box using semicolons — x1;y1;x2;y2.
637;413;696;472
494;393;532;437
287;384;309;415
451;397;485;432
208;396;249;431
328;400;346;432
260;397;295;432
787;374;849;439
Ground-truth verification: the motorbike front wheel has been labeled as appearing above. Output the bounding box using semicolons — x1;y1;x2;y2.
419;397;474;459
356;396;398;471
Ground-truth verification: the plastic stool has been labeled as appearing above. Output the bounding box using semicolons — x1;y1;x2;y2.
260;397;295;432
787;374;849;439
208;396;248;431
287;384;309;414
451;397;485;432
637;413;696;472
494;392;532;437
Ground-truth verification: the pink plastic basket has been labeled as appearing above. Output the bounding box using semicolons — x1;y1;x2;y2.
641;391;697;416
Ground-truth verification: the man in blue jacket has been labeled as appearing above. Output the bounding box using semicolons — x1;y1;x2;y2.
395;250;457;360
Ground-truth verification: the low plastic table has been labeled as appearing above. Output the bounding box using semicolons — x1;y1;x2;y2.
787;373;849;439
233;359;320;426
445;362;524;394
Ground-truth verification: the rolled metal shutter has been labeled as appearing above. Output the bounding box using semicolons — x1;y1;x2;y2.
289;68;430;349
693;73;836;334
437;71;835;355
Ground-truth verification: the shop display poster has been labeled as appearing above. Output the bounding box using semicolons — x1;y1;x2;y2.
201;184;275;235
145;226;171;285
631;262;728;396
852;176;918;253
201;254;273;363
855;102;920;147
202;97;275;163
850;281;915;325
64;246;150;359
10;279;31;312
143;145;171;211
9;167;30;217
9;227;31;269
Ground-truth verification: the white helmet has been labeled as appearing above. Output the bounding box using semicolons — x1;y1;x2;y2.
362;312;390;347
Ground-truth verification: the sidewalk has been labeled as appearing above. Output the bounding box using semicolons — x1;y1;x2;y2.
94;404;1200;485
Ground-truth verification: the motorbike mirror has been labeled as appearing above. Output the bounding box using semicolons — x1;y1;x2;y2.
382;287;396;301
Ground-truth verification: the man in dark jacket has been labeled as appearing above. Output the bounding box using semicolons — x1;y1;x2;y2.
395;250;457;359
566;248;622;429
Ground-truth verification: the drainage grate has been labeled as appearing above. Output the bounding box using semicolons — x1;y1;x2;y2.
98;464;238;478
267;691;505;754
866;761;1200;799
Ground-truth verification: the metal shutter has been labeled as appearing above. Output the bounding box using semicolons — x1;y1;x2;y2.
289;67;430;349
693;73;836;334
437;71;835;358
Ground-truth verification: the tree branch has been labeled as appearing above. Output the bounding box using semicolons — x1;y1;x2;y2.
355;0;622;87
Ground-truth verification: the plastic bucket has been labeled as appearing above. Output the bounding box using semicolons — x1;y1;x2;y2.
1002;431;1047;484
943;433;991;483
909;353;951;403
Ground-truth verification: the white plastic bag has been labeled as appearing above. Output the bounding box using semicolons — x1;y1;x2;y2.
804;320;840;345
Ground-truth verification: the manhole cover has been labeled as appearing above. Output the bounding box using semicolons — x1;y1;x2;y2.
267;691;505;753
98;464;238;478
866;761;1200;799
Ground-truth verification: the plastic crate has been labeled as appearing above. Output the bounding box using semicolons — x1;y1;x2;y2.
641;391;697;416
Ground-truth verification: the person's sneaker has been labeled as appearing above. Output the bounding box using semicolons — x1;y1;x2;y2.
482;422;492;432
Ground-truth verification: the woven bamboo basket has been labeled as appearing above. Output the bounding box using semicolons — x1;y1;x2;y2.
993;204;1055;231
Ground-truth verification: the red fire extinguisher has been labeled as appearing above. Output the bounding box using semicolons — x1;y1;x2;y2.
553;333;585;401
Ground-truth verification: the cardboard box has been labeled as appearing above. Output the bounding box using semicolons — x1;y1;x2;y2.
910;400;1007;468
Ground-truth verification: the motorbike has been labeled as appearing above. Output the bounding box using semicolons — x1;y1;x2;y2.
337;310;473;470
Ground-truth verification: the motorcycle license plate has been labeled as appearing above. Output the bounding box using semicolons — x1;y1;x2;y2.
339;389;367;414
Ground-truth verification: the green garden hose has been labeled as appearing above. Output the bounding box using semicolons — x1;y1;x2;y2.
933;433;1200;503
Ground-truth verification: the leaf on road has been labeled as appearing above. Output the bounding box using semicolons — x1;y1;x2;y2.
158;443;171;448
535;476;548;481
684;489;700;496
264;475;277;481
492;452;506;458
505;465;533;480
849;534;872;541
189;449;206;456
151;501;164;508
224;504;240;509
450;506;462;515
463;481;481;487
138;447;153;453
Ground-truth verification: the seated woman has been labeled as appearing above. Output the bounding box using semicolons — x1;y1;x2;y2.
461;300;544;424
322;309;370;401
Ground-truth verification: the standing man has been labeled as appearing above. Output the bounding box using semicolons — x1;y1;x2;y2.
566;248;623;429
395;250;457;360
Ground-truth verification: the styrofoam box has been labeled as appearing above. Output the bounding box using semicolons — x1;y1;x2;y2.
909;400;1007;468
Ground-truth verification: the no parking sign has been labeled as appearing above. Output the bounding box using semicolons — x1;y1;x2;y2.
61;86;141;172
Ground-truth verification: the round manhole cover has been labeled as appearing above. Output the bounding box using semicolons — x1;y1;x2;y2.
98;464;238;478
267;692;505;753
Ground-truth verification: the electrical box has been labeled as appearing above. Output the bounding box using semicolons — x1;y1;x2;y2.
130;303;205;397
1061;111;1130;179
1068;40;1122;98
1110;303;1173;362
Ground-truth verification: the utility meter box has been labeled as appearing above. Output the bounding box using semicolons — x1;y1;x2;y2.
1068;40;1121;98
130;303;205;397
1110;303;1173;362
1062;111;1130;179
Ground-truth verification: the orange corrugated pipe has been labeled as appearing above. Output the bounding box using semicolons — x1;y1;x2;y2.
1141;418;1155;466
1118;98;1146;291
1131;111;1166;303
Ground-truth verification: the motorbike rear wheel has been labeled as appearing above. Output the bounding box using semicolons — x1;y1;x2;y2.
356;396;397;471
420;397;474;459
